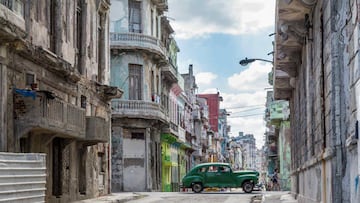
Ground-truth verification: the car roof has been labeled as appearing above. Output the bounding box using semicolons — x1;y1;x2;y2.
194;162;231;168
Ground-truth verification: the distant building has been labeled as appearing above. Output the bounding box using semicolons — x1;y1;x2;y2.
234;133;257;170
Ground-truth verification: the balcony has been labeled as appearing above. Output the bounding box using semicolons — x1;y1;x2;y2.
273;0;315;99
112;100;167;123
151;0;168;12
192;109;201;120
14;91;85;139
110;33;167;60
85;117;110;144
161;64;177;83
0;0;26;42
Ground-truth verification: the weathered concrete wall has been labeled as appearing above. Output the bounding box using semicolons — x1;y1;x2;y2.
111;52;162;100
288;0;359;203
278;121;291;190
111;126;124;192
111;122;161;192
0;0;113;202
110;0;163;38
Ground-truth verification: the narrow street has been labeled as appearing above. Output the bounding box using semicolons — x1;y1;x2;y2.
125;191;259;203
73;190;294;203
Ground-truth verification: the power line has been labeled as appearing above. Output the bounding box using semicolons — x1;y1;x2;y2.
225;104;264;110
230;107;264;114
228;113;264;118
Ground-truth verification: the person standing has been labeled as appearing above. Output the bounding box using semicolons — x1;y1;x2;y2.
272;168;281;191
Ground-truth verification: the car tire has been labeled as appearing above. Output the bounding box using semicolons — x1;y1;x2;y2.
192;183;203;193
242;181;254;193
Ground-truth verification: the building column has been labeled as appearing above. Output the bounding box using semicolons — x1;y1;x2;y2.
146;127;151;191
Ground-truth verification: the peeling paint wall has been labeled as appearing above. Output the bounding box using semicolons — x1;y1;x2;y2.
0;0;113;202
287;0;360;203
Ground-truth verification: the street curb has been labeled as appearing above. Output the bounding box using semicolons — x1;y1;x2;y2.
112;193;147;203
250;194;263;203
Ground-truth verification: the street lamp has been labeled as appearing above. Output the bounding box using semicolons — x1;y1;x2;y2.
239;57;273;66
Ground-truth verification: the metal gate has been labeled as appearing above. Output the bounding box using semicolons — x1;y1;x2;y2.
0;152;46;203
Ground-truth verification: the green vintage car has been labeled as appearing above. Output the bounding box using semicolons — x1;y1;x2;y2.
181;162;259;193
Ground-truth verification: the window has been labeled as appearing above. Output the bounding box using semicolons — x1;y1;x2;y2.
49;0;56;52
207;166;218;173
131;132;144;140
80;95;86;109
25;73;35;87
97;11;105;83
76;0;83;73
129;0;141;33
198;167;207;173
128;64;142;100
220;166;230;173
151;9;154;36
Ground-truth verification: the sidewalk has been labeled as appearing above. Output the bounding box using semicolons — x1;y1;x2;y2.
261;192;297;203
72;191;297;203
71;192;144;203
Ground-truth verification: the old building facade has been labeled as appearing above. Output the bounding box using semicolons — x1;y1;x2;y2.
110;0;179;192
0;0;120;202
273;0;360;202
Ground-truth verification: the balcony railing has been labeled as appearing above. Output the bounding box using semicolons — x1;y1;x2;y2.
15;91;85;138
112;100;167;122
110;32;167;59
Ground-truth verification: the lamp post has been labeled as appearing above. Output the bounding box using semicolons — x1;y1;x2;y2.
239;57;273;66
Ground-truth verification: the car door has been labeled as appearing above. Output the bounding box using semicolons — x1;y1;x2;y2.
204;165;219;187
218;166;236;187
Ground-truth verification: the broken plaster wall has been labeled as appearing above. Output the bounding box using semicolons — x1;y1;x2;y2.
1;0;112;202
290;0;359;203
110;52;162;101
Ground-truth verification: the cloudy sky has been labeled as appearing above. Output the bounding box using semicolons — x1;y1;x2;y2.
166;0;276;148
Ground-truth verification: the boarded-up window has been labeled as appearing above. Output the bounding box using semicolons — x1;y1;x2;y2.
128;64;142;100
129;0;141;33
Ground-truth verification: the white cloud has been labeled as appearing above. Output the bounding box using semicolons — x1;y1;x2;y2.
228;116;266;148
167;0;275;39
220;91;267;148
195;72;218;86
228;61;272;92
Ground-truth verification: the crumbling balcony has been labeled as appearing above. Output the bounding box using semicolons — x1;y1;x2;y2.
112;100;167;123
161;64;178;83
110;33;168;61
14;91;85;139
273;0;316;99
0;0;26;42
151;0;168;12
85;116;110;144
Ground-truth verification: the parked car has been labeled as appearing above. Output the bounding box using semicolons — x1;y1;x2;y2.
181;162;259;193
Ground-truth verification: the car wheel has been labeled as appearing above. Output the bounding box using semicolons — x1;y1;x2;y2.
192;183;203;193
242;181;254;193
